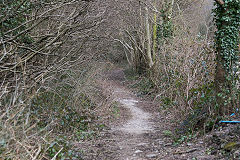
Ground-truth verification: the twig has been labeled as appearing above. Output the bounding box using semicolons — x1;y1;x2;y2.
0;38;8;62
174;148;198;154
32;144;42;160
51;147;63;160
16;140;34;159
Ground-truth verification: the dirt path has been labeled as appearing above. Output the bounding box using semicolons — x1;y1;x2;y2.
86;68;216;160
102;80;157;160
110;84;155;160
112;92;153;135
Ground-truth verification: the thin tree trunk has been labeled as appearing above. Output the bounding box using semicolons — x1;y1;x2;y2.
145;7;154;68
152;0;157;62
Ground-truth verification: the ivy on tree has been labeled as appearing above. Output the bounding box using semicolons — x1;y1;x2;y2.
213;0;240;114
214;0;240;72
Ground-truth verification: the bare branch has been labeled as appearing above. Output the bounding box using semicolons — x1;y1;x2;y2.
0;38;7;62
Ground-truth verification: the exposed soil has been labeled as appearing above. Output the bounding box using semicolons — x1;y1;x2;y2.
80;68;216;160
78;68;239;160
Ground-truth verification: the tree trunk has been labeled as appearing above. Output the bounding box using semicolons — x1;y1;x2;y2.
215;51;227;115
152;0;157;62
145;7;154;68
213;0;239;115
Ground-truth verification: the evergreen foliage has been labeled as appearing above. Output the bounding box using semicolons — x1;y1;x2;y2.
213;0;240;72
0;0;33;43
213;0;240;111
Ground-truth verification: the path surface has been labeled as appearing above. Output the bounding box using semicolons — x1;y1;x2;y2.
110;84;155;159
85;68;216;160
100;69;163;159
113;92;153;135
106;81;159;160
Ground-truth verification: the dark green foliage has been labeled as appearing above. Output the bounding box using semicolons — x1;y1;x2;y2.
124;67;139;81
213;0;240;112
190;82;216;107
131;77;155;96
176;83;218;135
157;20;173;39
176;109;207;135
213;0;240;72
161;97;172;106
31;84;96;133
0;0;33;43
157;3;174;40
47;136;83;159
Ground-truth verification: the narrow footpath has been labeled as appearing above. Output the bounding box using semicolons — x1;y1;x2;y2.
86;68;216;160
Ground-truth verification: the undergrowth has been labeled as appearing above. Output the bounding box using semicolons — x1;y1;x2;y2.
0;66;105;159
124;68;155;97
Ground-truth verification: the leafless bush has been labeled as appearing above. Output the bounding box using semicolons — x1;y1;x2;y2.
0;0;111;159
152;0;216;119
